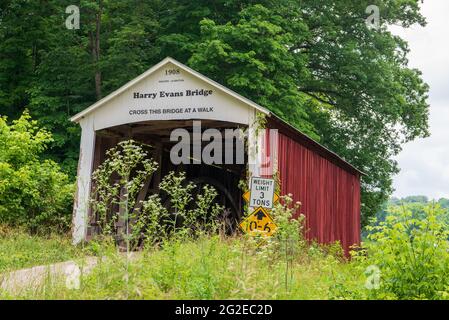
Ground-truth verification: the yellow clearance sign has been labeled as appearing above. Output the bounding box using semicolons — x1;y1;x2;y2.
239;207;278;237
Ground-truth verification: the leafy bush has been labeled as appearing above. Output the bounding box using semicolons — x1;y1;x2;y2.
271;194;305;245
0;112;74;233
90;140;223;248
360;203;449;299
158;171;223;237
90;140;159;242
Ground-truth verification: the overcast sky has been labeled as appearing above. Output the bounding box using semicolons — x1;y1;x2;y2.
389;0;449;200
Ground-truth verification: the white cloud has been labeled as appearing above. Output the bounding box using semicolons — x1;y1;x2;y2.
390;0;449;199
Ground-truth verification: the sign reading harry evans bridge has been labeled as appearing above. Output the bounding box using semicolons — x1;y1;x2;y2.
90;61;258;131
130;88;215;116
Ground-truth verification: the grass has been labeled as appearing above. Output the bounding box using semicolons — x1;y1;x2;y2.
2;204;448;300
0;226;83;274
0;234;368;300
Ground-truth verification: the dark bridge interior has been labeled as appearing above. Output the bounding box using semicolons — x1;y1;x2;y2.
87;119;248;240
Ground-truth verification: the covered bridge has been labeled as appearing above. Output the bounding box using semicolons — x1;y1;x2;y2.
70;57;362;252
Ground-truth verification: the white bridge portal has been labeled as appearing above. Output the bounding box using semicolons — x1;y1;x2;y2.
70;57;271;243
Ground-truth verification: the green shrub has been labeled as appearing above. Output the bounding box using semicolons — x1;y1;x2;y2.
0;112;74;233
158;172;223;237
271;194;305;246
361;203;449;299
90;139;159;244
90;140;223;248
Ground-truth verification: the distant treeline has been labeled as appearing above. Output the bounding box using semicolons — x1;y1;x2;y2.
364;196;449;236
389;196;449;208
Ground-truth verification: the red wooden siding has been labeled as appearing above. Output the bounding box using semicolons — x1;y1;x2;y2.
276;132;361;254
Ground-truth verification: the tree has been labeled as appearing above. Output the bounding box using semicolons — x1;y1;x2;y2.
0;0;56;119
0;112;74;233
438;198;449;209
0;0;430;224
1;0;161;174
403;195;429;203
180;0;429;223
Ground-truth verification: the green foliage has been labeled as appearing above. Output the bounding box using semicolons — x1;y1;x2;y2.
135;195;168;246
189;5;316;139
1;234;362;300
1;0;430;223
359;203;449;299
437;198;449;209
90;140;223;248
368;196;449;235
0;112;74;233
0;227;82;273
159;172;223;237
90;140;159;248
4;198;449;300
271;194;304;244
159;171;196;233
1;0;161;174
147;172;224;240
184;0;430;223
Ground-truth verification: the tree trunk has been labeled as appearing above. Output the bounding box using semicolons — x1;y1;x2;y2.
89;1;102;101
